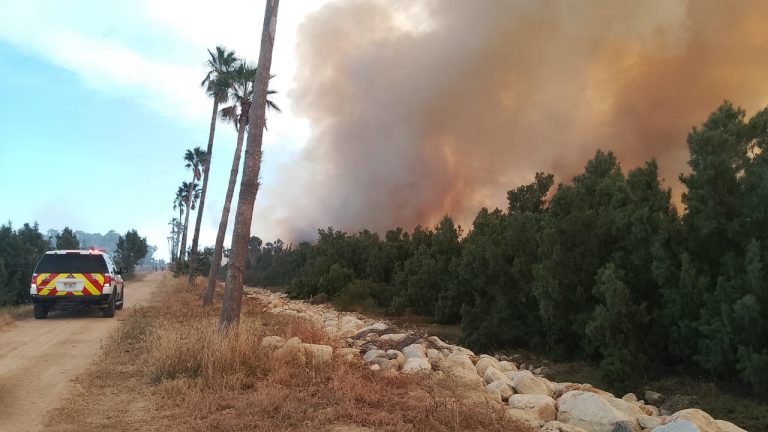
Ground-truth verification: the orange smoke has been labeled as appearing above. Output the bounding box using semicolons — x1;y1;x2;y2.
269;0;768;238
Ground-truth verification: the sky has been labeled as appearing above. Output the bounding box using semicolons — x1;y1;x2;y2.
3;0;768;262
0;0;327;260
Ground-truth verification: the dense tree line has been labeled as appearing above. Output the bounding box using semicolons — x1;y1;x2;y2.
245;102;768;392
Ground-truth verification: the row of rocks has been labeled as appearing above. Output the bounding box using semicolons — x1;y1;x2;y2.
245;288;746;432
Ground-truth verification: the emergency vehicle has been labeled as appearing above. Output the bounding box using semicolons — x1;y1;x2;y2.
30;249;125;319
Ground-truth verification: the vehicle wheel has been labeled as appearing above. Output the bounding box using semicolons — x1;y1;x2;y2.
115;287;124;310
103;294;116;318
33;304;48;319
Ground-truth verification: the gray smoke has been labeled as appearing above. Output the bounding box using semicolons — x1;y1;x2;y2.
262;0;768;239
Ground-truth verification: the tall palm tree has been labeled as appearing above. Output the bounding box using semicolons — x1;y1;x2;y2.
172;191;186;263
189;46;239;271
202;64;280;306
220;0;280;328
178;165;204;263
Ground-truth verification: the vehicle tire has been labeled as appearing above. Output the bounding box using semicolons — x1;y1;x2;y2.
115;287;124;310
102;294;116;318
33;303;48;319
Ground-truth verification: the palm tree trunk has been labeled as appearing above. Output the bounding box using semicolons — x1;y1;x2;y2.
188;99;219;281
176;210;183;262
202;114;247;306
179;179;194;262
220;0;279;328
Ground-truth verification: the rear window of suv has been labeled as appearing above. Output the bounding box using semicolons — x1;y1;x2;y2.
34;254;108;273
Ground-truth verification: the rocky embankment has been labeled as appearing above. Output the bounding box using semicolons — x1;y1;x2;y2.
245;288;746;432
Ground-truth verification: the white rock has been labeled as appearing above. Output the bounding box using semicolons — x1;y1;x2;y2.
335;348;361;361
507;370;553;396
557;391;642;432
507;393;556;422
437;353;484;388
273;337;306;364
379;333;408;342
403;357;432;374
427;335;452;350
385;349;405;367
363;350;386;362
402;343;427;360
370;357;397;371
260;336;286;351
505;408;546;428
715;420;747;432
638;414;664;428
644;390;665;406
653;420;701;432
540;420;588;432
622;393;638;403
484;366;513;385
359;322;388;333
486;380;513;401
666;409;720;432
475;357;500;377
302;343;333;364
498;361;518;372
426;349;441;363
370;364;381;371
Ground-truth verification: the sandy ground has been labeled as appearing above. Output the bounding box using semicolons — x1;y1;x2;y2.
0;271;165;432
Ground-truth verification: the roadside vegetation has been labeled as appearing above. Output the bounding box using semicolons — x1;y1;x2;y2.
45;278;529;432
241;102;768;400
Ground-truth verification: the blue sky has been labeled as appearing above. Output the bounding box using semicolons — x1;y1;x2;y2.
0;1;324;260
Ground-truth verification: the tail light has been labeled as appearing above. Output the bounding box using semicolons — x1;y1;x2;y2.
30;273;37;294
104;274;112;288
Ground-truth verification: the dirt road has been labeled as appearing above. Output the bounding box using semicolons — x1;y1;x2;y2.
0;272;165;432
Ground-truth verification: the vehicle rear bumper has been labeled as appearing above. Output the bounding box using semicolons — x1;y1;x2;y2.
31;294;112;309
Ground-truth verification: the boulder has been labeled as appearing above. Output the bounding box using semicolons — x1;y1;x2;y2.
644;390;665;406
507;393;556;421
302;343;333;364
638;404;659;416
402;343;427;360
506;370;553;396
653;421;700;432
484;366;513;385
403;357;432;374
363;349;386;363
622;393;638;403
557;391;642;432
498;361;518;372
358;322;388;333
370;363;381;371
370;357;397;371
260;336;286;351
426;349;441;364
475;356;501;376
273;336;306;364
540;420;588;432
637;414;664;429
437;353;484;388
385;349;405;367
486;380;514;401
380;333;408;343
427;335;452;350
665;409;720;432
504;408;546;428
715;420;747;432
335;348;361;362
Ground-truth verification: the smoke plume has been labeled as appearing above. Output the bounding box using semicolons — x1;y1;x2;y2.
262;0;768;239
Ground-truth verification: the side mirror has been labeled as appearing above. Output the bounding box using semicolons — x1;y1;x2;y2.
116;268;124;275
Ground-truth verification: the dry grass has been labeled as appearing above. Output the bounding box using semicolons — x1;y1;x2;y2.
0;304;31;331
45;278;531;432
